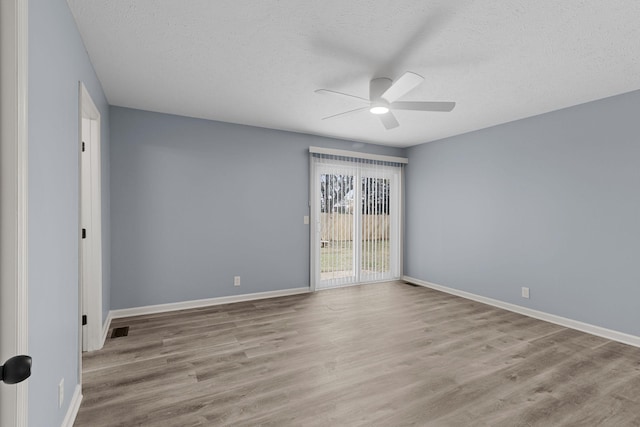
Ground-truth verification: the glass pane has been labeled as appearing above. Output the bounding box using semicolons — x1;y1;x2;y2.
319;173;355;287
361;177;390;280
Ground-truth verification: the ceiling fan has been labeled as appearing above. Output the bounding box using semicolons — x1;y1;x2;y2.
315;71;455;130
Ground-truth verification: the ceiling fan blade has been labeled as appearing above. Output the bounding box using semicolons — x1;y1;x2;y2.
380;72;424;103
378;111;399;130
322;107;369;121
391;101;456;112
315;89;369;102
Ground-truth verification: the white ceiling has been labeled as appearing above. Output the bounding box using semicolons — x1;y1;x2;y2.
67;0;640;147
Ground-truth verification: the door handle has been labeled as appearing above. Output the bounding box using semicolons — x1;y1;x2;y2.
0;355;32;384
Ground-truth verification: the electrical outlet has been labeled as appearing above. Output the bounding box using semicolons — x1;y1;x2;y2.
234;276;241;286
58;378;64;408
521;287;530;299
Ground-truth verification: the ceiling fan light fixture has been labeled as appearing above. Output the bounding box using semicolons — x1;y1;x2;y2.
370;106;389;115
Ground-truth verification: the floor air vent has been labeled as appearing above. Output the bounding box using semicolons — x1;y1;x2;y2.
111;326;130;338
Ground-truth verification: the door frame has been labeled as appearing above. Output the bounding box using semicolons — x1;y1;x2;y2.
0;0;29;425
78;82;104;354
309;147;406;292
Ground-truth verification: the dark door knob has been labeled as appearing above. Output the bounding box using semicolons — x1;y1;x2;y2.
0;355;32;385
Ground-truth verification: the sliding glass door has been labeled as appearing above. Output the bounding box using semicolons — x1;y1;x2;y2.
310;153;402;290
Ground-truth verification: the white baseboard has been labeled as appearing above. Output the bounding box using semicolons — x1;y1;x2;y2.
60;385;82;427
402;275;640;348
101;311;113;346
110;287;310;319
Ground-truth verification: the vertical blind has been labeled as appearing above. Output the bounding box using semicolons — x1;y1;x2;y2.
310;148;406;290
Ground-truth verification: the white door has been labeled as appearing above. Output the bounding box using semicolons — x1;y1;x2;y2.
81;116;92;351
1;0;29;424
310;155;402;290
79;83;104;353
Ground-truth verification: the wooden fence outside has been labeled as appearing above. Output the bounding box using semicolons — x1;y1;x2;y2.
320;213;389;241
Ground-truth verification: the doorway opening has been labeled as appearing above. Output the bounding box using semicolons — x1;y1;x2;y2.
79;83;104;352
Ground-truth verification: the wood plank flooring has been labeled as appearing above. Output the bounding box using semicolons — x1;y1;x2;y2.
74;281;640;426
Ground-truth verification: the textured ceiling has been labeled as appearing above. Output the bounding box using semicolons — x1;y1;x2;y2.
67;0;640;147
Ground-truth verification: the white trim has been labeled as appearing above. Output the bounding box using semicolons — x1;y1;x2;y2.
0;0;29;425
398;167;405;278
402;276;640;348
60;385;82;427
309;155;318;292
101;311;113;346
110;288;310;319
309;146;408;164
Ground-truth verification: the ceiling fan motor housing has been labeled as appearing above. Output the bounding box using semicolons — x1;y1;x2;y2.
370;77;393;101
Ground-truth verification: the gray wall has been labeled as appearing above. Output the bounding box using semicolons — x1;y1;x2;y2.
405;89;640;337
28;0;110;425
110;107;405;309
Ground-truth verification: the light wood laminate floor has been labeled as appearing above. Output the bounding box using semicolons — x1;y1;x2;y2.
75;281;640;426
